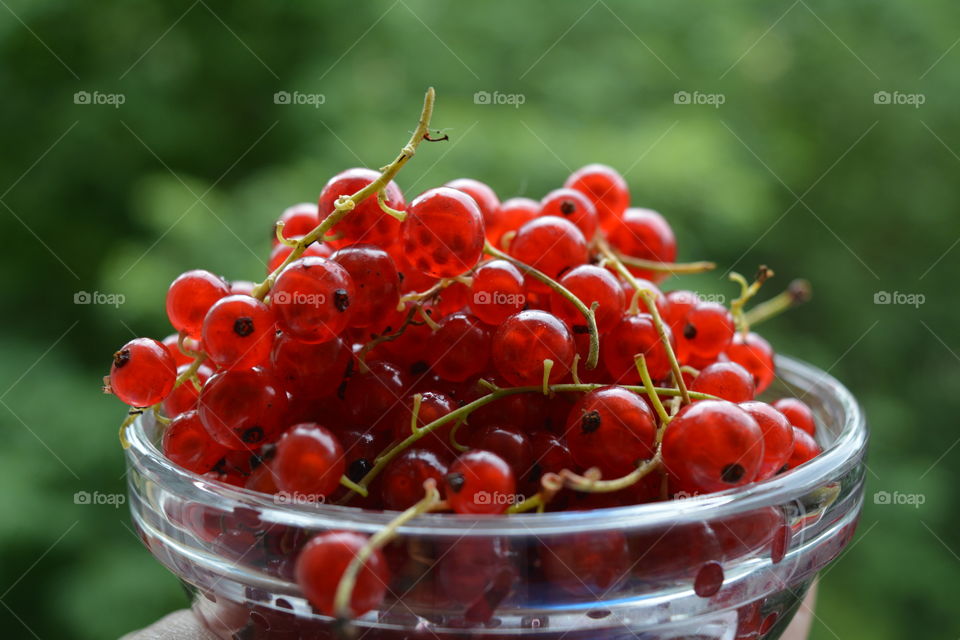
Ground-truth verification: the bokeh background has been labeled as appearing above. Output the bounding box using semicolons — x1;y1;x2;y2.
1;1;957;638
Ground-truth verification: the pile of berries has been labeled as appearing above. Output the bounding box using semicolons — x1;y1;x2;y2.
108;121;822;621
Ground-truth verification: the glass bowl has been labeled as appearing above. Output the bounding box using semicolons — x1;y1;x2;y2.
124;355;867;639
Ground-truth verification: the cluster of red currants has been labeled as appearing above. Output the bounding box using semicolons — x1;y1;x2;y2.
107;161;820;619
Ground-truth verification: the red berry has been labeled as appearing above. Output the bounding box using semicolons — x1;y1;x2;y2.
603;313;674;383
431;280;471;318
295;531;389;616
664;289;701;329
401;187;485;278
381;448;449;511
330;244;401;329
550;264;625;333
492;310;574;386
539;188;598;240
773;397;816;436
109;338;177;407
564;386;656;477
345;360;411;431
166;270;230;339
319;168;404;248
428;312;491;382
690;361;756;403
445;450;516;515
162;410;227;474
529;430;575;475
564;163;629;229
486;197;538;249
271;257;355;343
606;208;676;282
198;367;288;450
727;331;776;394
202;295;276;370
161;334;200;367
162;364;213;418
445;177;500;228
267;238;331;274
274;423;345;499
662;400;764;494
393;391;457;457
465;425;534;481
470;260;526;325
739;401;796;480
270;333;349;396
681;302;735;360
542;531;630;595
508;216;587;294
274;203;319;245
784;427;821;470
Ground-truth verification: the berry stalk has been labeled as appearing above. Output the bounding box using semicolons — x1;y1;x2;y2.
743;278;812;330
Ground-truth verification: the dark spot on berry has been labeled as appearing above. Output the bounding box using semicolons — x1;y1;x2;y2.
113;348;131;369
573;324;590;334
410;361;429;376
234;316;254;337
397;272;405;283
347;458;372;482
242;426;264;443
560;200;576;215
581;410;602;434
446;471;466;493
721;463;745;483
683;323;697;340
333;289;350;313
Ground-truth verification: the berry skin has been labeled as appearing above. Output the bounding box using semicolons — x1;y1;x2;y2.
267;238;331;274
681;302;735;360
274;202;320;245
202;295;276;370
542;531;630;595
330;244;401;329
381;449;449;511
564;386;657;477
295;531;389;616
274;423;345;499
166;270;230;339
690;361;756;403
492;310;575;386
109;338;177;407
662;400;764;494
564;163;630;229
465;425;534;481
773;397;816;436
663;289;701;330
550;264;625;333
784;427;821;470
271;257;355;343
539;188;599;241
198;367;289;450
428;312;492;382
401;187;485;278
345;360;411;431
162;410;227;474
470;260;526;325
486;197;538;249
508;216;588;294
318;168;405;248
162;333;201;367
162;364;213;418
603;313;675;383
445;450;516;515
606;208;677;282
270;333;349;397
445;177;500;228
393;391;457;457
739;401;796;480
727;331;776;394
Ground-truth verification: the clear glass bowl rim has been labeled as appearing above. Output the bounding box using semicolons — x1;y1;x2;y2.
125;354;867;537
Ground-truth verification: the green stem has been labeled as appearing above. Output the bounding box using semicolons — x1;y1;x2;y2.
613;250;716;274
729;265;774;333
635;354;670;426
743;278;811;330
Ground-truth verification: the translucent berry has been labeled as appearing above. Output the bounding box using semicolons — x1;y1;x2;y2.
664;289;701;329
773;397;816;436
603;313;674;383
445;450;516;515
162;410;227;474
198;367;288;450
162;364;213;418
690;362;756;403
319;168;404;248
295;531;389;616
393;391;457;458
274;203;319;245
381;449;449;511
739;401;795;480
345;360;411;431
492;310;574;386
470;260;526;325
267;238;331;274
270;333;349;396
108;338;177;407
539;188;599;241
550;264;625;333
486;197;538;249
542;531;630;595
428;312;491;382
274;423;345;499
727;331;776;393
202;295;276;370
564;163;629;229
401;187;485;278
784;427;821;470
331;244;401;329
445;177;500;228
271;257;355;343
162;333;200;367
606;208;676;282
508;216;587;294
166;270;230;339
681;302;735;360
465;425;534;481
564;386;656;477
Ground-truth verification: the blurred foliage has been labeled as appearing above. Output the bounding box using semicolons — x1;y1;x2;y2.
1;0;958;638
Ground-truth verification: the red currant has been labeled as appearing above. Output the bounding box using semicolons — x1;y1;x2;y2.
773;397;816;436
550;264;625;333
271;257;355;343
784;427;821;470
318;168;404;248
465;425;534;481
486;197;538;249
295;531;389;616
198;367;288;450
381;448;449;511
689;361;756;403
541;531;630;595
274;203;319;245
445;177;500;228
739;401;795;480
393;391;456;457
161;333;200;367
492;310;574;386
564;386;656;477
428;312;491;382
274;423;345;499
681;302;735;360
727;331;776;393
202;295;276;370
270;333;349;396
603;313;674;383
470;259;526;325
109;338;177;407
345;360;411;431
161;363;213;418
508;216;587;294
445;450;516;515
539;187;598;241
267;238;331;274
606;208;676;282
330;244;401;329
401;187;485;278
162;409;227;474
166;270;230;339
563;163;629;229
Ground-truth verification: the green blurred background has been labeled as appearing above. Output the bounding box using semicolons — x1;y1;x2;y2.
1;1;956;637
